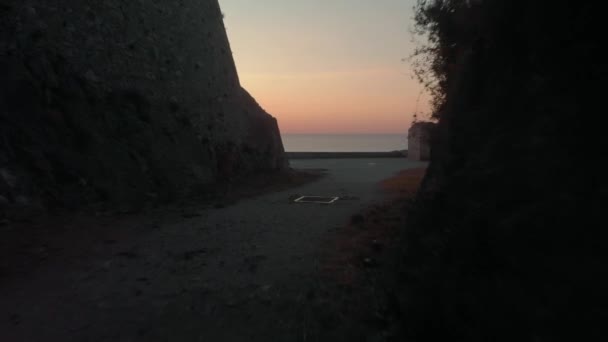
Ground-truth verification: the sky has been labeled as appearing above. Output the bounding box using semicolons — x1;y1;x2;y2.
218;0;430;134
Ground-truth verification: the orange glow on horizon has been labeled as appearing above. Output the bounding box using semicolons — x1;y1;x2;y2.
239;68;431;134
220;0;431;134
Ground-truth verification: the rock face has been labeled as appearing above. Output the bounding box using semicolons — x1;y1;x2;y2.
0;0;286;217
407;122;435;161
403;1;603;341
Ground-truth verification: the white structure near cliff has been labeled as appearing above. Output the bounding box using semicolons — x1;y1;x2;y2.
408;122;435;161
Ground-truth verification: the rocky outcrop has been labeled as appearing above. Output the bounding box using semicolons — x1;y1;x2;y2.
407;122;435;161
0;0;286;217
401;1;604;341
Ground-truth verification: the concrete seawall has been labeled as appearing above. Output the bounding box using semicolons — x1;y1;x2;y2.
287;151;407;159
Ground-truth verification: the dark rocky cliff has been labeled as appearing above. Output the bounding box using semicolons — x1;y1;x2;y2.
402;1;604;341
0;0;286;217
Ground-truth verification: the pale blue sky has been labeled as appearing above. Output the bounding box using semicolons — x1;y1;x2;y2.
218;0;428;133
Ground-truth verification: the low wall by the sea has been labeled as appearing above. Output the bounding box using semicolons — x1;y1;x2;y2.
286;151;407;159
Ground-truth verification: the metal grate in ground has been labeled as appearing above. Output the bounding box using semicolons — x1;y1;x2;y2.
293;196;339;204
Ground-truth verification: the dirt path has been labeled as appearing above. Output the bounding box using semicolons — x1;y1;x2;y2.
1;158;426;342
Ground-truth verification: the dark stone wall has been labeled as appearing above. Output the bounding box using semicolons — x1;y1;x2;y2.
402;1;604;341
0;0;286;217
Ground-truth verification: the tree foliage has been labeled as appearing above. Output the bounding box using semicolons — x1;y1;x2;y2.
411;0;465;117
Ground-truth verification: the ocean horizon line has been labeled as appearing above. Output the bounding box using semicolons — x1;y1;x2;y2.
281;133;408;153
281;133;407;136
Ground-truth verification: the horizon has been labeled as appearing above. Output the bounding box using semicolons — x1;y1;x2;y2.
219;0;431;135
281;132;407;135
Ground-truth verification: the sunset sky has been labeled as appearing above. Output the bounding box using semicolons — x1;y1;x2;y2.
218;0;430;134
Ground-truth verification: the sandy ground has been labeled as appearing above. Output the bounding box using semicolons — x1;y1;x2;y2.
0;158;426;342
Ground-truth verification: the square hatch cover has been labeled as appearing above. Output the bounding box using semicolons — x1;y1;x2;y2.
293;196;339;204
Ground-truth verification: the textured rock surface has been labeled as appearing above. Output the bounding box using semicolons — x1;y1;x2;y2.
407;122;435;161
0;0;286;217
401;1;603;341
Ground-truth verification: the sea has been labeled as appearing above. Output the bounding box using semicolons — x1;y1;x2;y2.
281;134;407;152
